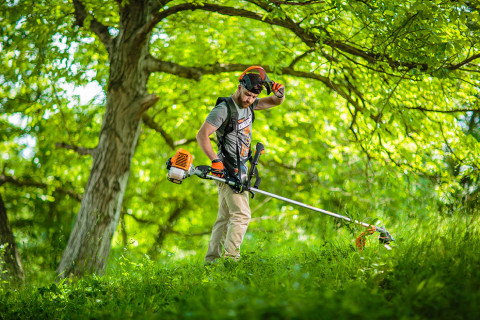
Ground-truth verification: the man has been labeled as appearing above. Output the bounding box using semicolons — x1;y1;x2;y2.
196;66;285;263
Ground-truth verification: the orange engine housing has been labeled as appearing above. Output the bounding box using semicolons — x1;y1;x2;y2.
168;149;194;184
171;149;193;171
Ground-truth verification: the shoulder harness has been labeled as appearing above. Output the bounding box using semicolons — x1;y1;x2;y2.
215;96;255;189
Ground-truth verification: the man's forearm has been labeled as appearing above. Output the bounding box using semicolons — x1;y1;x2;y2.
272;94;285;106
196;133;218;161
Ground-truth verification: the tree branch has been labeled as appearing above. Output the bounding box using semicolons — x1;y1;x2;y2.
144;59;367;119
272;0;325;5
279;66;365;113
146;58;363;111
404;106;480;114
144;55;204;80
72;0;113;54
288;48;315;68
0;174;82;202
168;230;210;237
141;2;478;77
150;0;173;13
55;142;97;156
142;114;175;150
448;53;480;70
144;57;262;80
153;4;263;33
174;138;198;148
141;114;199;149
124;211;155;224
134;93;160;113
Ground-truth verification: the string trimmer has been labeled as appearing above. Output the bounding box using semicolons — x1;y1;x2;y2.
166;142;394;250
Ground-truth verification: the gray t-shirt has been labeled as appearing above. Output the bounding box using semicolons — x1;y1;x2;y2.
206;96;259;176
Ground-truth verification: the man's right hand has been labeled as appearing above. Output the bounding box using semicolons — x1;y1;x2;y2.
271;81;285;99
211;159;224;178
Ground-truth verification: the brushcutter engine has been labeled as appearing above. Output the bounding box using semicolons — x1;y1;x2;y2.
166;148;195;184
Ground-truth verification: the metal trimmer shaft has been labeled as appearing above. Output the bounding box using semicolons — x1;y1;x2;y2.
206;174;371;228
204;172;393;249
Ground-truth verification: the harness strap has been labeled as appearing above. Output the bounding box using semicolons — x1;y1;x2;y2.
215;97;255;192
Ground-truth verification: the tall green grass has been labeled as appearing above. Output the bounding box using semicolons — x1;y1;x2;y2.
1;214;479;320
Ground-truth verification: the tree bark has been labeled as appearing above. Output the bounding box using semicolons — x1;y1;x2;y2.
57;1;159;278
0;193;25;283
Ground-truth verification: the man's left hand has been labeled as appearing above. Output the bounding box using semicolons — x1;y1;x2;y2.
211;159;224;178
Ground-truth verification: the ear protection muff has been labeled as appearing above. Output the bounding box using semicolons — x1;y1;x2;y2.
239;66;273;95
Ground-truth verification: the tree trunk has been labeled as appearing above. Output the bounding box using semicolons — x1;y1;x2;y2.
0;192;25;283
57;1;158;278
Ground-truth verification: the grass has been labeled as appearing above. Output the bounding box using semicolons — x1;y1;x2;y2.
1;214;479;320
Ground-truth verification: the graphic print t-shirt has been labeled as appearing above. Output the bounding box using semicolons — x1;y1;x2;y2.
206;96;258;175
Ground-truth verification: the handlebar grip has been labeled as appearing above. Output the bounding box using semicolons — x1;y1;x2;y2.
252;142;264;165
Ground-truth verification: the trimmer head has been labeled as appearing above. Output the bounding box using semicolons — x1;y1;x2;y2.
355;225;394;251
376;226;394;249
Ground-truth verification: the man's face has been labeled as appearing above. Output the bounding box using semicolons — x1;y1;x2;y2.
239;86;259;108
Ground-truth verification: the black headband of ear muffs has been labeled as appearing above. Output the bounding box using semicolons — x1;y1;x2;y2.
239;66;273;95
240;73;264;94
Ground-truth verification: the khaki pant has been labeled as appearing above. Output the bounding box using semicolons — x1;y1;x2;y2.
205;181;251;263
